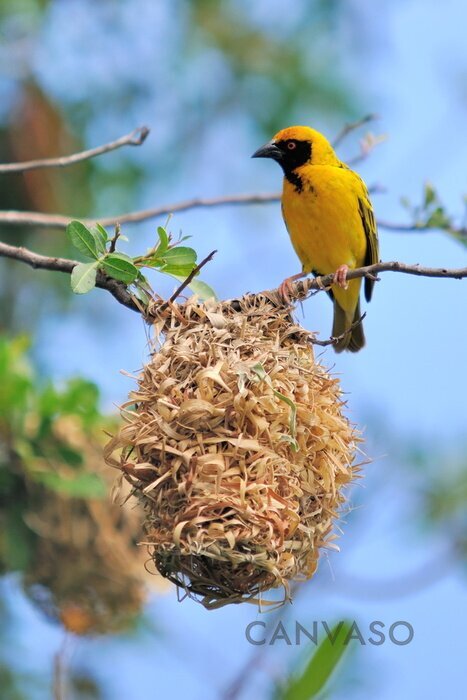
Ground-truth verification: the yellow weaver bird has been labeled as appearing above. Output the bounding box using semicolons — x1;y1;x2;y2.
252;126;379;352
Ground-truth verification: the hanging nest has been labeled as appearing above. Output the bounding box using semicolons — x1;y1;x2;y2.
105;294;361;609
24;494;146;635
22;415;159;635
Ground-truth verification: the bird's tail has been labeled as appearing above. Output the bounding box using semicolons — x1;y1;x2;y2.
332;300;365;353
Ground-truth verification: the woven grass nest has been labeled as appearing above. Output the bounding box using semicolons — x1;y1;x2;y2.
23;415;152;635
105;294;361;609
24;496;146;635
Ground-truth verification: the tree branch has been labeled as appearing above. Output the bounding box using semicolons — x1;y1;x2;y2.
1;192;463;241
271;260;467;302
0;126;149;174
0;193;281;229
0;240;139;312
1;239;465;316
227;260;467;313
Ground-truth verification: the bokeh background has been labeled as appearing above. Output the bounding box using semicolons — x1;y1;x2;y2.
1;1;466;698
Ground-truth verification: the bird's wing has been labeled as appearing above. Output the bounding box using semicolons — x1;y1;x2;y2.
358;192;379;302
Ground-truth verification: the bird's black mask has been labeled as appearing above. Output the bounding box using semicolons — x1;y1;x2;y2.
252;139;312;174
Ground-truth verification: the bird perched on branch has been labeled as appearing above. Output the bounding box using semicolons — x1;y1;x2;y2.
252;126;379;352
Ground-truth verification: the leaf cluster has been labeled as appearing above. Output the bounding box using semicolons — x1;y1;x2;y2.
66;220;216;302
0;336;111;572
400;183;467;246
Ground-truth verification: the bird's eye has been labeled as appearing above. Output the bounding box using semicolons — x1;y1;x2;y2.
287;141;297;150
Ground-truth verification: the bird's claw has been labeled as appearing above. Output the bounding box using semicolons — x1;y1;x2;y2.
278;278;295;305
278;272;306;304
333;264;349;289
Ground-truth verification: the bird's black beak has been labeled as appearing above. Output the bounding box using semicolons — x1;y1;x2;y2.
251;141;282;161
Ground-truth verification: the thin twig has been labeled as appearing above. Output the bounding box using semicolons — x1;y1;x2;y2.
332;113;377;148
167;249;217;304
0;239;465;314
0;126;149;174
222;645;265;700
346;133;387;167
53;634;69;700
311;313;367;347
108;223;121;253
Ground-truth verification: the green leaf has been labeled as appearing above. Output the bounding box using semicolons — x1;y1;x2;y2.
183;278;217;300
33;471;107;498
102;253;139;283
167;275;217;301
280;621;352;700
136;271;149;284
71;262;98;294
59;378;101;425
138;242;197;270
251;362;268;382
423;182;437;208
280;434;300;451
133;285;151;306
426;207;451;230
140;257;165;269
161;246;197;267
157;226;169;255
0;336;32;415
66;220;100;259
274;389;298;445
53;443;83;469
90;223;109;255
252;363;298;450
162;264;197;277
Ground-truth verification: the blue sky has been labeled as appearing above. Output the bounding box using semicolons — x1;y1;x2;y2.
4;0;467;698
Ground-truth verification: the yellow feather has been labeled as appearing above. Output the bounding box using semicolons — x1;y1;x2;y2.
268;126;379;352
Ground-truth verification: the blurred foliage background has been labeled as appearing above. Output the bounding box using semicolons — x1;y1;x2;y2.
0;1;466;698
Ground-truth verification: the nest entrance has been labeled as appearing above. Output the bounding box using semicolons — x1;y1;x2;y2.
105;294;360;609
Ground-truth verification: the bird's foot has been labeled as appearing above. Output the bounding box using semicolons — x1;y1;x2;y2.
278;272;306;304
333;264;349;289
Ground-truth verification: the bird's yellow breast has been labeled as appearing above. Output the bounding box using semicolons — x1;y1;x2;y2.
281;164;368;314
281;164;367;275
